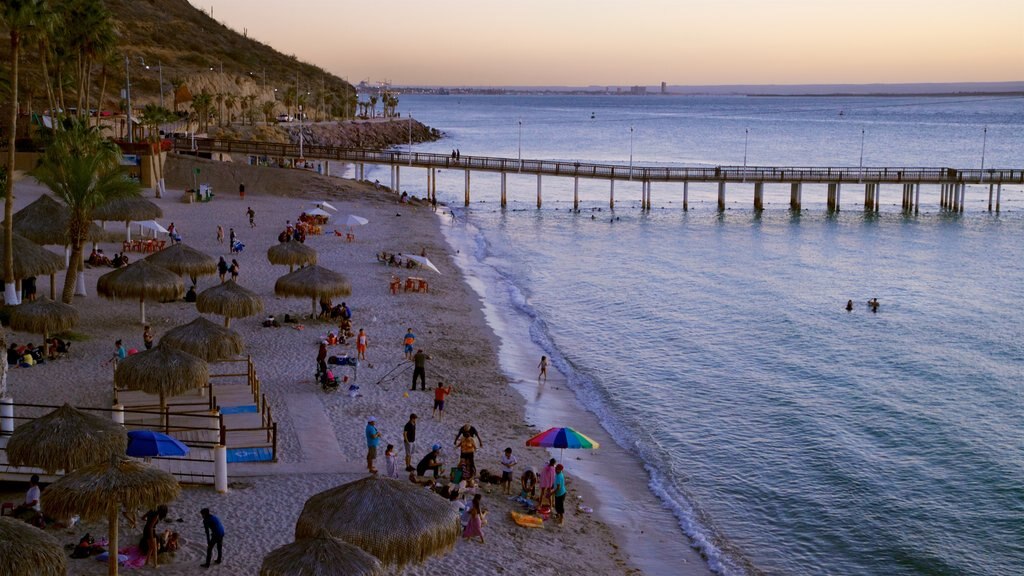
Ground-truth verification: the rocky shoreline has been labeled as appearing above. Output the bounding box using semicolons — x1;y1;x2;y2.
209;117;442;149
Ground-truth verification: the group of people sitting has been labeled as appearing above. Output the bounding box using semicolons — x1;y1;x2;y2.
7;339;69;366
298;211;328;226
87;249;129;268
377;252;420;269
277;222;307;244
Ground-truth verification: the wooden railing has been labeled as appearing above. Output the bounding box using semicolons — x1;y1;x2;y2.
173;137;1024;185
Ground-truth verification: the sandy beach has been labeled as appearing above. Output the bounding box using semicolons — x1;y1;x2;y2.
3;156;708;575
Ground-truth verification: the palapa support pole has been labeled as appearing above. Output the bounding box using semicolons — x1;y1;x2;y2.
107;501;119;576
139;298;146;325
111;404;124;425
215;445;228;493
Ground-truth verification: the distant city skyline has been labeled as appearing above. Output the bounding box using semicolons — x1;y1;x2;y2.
201;0;1023;86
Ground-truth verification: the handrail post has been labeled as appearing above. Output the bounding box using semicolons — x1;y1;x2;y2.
272;422;278;462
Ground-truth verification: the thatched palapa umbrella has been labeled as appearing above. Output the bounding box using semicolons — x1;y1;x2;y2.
260;531;383;576
144;242;217;285
295;476;460;568
160;316;244;361
42;456;180;576
92;197;163;241
274;265;351;319
196;280;264;327
0;516;68;576
97;260;183;324
268;241;317;272
6;403;127;474
0;227;66;300
8;298;79;342
10;194;110;247
114;344;208;431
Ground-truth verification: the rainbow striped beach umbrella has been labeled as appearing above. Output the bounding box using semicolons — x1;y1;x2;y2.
525;427;600;460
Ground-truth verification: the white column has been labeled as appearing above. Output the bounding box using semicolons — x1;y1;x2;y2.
610;180;615;210
214;445;228;493
111;404;125;425
573;177;579;210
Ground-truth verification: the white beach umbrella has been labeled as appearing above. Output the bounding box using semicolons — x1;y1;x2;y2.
316;201;339;212
137;220;168;237
404;254;441;275
345;214;369;227
305;207;332;219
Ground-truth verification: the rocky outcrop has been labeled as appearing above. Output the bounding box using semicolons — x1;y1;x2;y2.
209;118;442;150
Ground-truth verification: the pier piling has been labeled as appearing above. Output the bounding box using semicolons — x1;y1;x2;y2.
501;173;507;208
753;182;764;211
683;182;689;211
790;183;802;211
464;170;471;206
536;174;542;209
610;180;615;210
718;182;726;212
574;176;579;210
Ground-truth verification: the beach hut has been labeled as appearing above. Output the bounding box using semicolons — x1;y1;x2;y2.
97;260;184;324
160;316;244;361
267;241;318;272
0;516;68;576
8;298;79;343
274;265;351;319
41;456;180;576
144;242;217;285
5;403;128;474
294;476;460;568
195;280;264;327
260;532;383;576
114;345;208;431
92;197;164;241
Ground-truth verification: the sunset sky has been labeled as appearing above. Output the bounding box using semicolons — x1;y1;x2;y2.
201;0;1023;86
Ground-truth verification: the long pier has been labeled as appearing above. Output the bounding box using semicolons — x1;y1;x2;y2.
173;138;1022;213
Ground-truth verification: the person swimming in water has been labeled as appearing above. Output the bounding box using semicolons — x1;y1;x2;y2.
846;300;854;311
868;298;879;312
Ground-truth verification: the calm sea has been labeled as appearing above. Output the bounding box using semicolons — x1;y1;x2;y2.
367;94;1024;575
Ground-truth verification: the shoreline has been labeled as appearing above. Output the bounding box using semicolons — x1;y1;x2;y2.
440;211;712;576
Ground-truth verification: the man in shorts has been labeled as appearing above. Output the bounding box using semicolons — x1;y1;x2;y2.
365;416;381;473
500;447;518;495
403;413;418;472
433;381;452;420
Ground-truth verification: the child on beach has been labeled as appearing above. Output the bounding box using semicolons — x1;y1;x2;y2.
538;355;548;383
500;447;518;495
403;328;415;360
216;225;224;244
462;494;486;543
357;329;368;360
385;444;399;478
433;381;452;420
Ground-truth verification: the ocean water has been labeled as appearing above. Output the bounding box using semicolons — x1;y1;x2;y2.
370;94;1024;575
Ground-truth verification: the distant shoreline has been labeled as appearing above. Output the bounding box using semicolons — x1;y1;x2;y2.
748;91;1024;98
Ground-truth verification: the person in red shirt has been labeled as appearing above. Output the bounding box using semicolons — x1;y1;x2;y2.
432;381;453;420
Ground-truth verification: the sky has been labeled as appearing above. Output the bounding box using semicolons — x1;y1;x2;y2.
200;0;1024;87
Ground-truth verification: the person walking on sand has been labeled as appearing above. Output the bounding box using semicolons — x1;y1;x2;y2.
217;257;229;283
403;328;416;360
357;329;368;360
411;349;430;390
200;507;224;568
229;259;239;281
462;494;486;543
554;463;567;525
539;458;556;509
433;381;452;420
216;225;224;245
538;355;548;383
403;413;418;472
365;416;381;473
229;228;237;252
247;206;255;228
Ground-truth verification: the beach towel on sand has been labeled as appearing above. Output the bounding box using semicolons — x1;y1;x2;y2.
96;545;147;568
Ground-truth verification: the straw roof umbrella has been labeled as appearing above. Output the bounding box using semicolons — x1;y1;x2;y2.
0;227;66;300
160;316;244;361
260;532;384;576
92;197;163;241
274;265;351;319
8;297;79;342
0;516;67;576
267;241;318;272
10;194;111;246
97;260;184;324
196;280;265;327
295;476;460;568
6;403;127;474
144;242;217;285
114;344;208;431
42;456;180;576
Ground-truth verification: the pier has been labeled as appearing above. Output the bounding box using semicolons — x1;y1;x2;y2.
174;138;1021;213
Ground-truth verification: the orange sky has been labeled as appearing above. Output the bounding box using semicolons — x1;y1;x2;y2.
202;0;1024;86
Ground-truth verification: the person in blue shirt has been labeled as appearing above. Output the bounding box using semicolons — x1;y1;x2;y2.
554;464;567;525
366;416;382;473
200;507;224;568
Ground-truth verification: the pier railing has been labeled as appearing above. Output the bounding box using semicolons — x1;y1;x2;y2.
173;137;1023;185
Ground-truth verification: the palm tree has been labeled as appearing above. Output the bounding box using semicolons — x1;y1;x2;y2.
283;87;296;118
33;119;141;303
192;91;213;133
242;94;256;125
369;94;378;119
224;94;236;125
140;104;173;198
261;100;275;124
3;0;48;305
214;93;224;127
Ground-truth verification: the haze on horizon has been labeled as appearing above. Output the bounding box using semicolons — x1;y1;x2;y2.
201;0;1023;87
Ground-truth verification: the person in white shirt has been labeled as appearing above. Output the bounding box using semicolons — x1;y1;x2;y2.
499;448;518;495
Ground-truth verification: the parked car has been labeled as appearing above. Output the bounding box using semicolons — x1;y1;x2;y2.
276;114;294;122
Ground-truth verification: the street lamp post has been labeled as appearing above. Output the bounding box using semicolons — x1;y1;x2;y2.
743;128;749;168
124;55;133;143
408;112;413;167
518;118;522;161
298;104;304;161
859;128;865;169
980;126;988;182
629;126;634;180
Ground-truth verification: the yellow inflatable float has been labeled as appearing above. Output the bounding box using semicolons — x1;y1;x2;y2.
510;510;544;528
